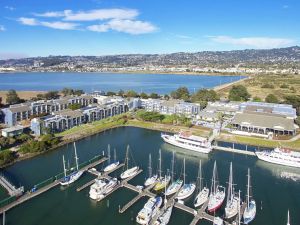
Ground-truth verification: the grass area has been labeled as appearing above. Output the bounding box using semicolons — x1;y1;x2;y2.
217;74;300;100
218;133;300;150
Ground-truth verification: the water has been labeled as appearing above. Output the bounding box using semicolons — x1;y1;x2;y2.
2;127;300;225
0;72;245;94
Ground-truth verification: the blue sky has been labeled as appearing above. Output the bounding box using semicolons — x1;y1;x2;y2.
0;0;299;59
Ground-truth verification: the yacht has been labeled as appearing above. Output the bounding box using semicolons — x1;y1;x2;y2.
89;177;118;201
176;158;196;200
243;168;256;224
256;147;300;168
120;145;139;180
60;143;84;186
136;196;163;225
208;161;225;213
194;160;209;208
153;149;171;192
153;205;173;225
161;132;212;154
165;152;183;196
225;162;239;219
103;146;120;172
144;153;158;187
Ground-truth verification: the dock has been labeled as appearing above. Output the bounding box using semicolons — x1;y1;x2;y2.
0;175;24;197
0;156;108;214
212;145;256;156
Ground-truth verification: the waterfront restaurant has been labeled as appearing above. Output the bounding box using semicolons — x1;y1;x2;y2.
231;112;298;136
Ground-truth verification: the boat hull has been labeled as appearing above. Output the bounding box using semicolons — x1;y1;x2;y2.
60;170;83;186
165;180;183;196
243;200;256;224
194;187;209;207
256;151;300;168
103;161;120;172
176;183;196;200
208;188;225;213
144;175;158;187
120;166;139;179
161;134;211;154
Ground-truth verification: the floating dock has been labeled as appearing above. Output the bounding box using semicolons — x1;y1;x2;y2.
0;175;23;197
212;145;256;156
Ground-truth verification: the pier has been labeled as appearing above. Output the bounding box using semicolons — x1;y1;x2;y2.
0;156;108;214
212;145;256;156
0;175;23;197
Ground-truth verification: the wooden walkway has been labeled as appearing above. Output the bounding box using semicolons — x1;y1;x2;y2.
0;156;108;214
0;175;23;197
212;145;256;156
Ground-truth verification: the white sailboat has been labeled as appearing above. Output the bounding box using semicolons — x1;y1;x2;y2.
176;158;196;200
225;162;239;219
165;151;183;196
89;177;118;201
194;159;209;207
144;153;158;186
153;205;173;225
153;149;171;192
120;145;139;179
207;161;225;213
243;168;256;224
60;142;84;186
103;145;120;172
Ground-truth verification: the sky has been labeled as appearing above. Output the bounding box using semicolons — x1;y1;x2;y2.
0;0;299;59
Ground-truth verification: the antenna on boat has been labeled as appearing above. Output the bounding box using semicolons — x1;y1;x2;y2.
74;142;79;171
158;149;162;179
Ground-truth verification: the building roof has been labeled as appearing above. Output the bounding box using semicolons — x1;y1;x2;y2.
54;109;84;118
161;99;182;107
8;105;31;113
2;125;24;133
232;112;296;131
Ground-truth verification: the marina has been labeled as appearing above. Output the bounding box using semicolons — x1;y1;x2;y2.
0;127;299;225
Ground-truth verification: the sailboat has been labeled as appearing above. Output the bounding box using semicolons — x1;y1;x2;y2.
104;145;120;172
165;151;183;196
60;142;84;186
120;145;139;179
287;210;290;225
225;162;239;219
176;158;196;200
144;153;158;186
194;159;209;207
153;149;171;192
243;168;256;224
207;161;225;212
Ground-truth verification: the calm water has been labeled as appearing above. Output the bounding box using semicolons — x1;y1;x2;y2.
0;72;245;94
2;127;300;225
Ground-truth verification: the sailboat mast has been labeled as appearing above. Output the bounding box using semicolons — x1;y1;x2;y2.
107;144;111;164
74;142;79;171
183;158;186;185
171;151;175;182
211;161;216;194
164;175;167;210
247;168;250;209
287;210;290;225
62;155;66;177
227;162;233;205
238;190;241;225
148;154;152;178
125;145;129;170
159;149;162;178
114;148;117;162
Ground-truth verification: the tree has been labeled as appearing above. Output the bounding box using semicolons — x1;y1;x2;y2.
191;89;219;106
73;89;84;96
265;94;279;103
125;90;138;98
164;94;170;100
44;91;60;100
61;88;73;96
149;93;160;99
140;92;148;99
68;103;81;110
228;85;251;101
106;91;116;96
170;86;190;100
253;96;262;102
284;95;300;115
118;89;125;96
6;89;20;105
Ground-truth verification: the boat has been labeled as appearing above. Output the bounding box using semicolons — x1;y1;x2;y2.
207;161;225;213
194;159;209;207
243;168;256;224
176;158;196;200
89;177;118;201
136;196;163;225
161;131;212;154
287;210;290;225
225;162;239;219
153;149;171;192
213;217;224;225
60;143;84;186
144;153;158;187
256;147;300;168
120;145;139;179
103;145;120;172
153;205;173;225
165;152;183;196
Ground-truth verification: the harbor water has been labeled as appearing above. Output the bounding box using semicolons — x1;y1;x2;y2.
2;127;300;225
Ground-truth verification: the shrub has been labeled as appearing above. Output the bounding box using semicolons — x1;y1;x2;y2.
261;84;274;89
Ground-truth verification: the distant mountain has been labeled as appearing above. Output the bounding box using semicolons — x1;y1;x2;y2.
1;46;300;69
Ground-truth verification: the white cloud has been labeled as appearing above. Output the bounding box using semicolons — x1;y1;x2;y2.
34;8;138;21
210;35;295;48
88;19;157;34
0;25;5;31
18;17;78;30
18;17;38;26
5;6;15;11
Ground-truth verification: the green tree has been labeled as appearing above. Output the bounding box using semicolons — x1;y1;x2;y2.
6;89;20;105
0;150;16;166
253;96;262;102
265;94;279;103
284;95;300;114
68;103;81;110
191;89;219;107
44;91;60;100
118;89;125;96
164;94;170;100
140;92;148;99
228;85;251;101
61;88;73;96
106;91;116;96
170;86;190;100
73;89;84;96
125;90;138;98
149;93;160;99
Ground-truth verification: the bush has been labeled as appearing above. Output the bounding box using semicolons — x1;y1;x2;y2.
0;150;17;166
253;96;262;102
280;84;289;89
19;134;60;154
68;103;81;110
136;110;165;122
261;84;274;89
229;85;251;101
265;94;279;103
170;87;190;101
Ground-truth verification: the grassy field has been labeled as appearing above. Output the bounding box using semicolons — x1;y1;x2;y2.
0;91;45;103
217;74;300;100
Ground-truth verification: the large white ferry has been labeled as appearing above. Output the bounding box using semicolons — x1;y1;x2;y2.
161;132;212;154
255;147;300;168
